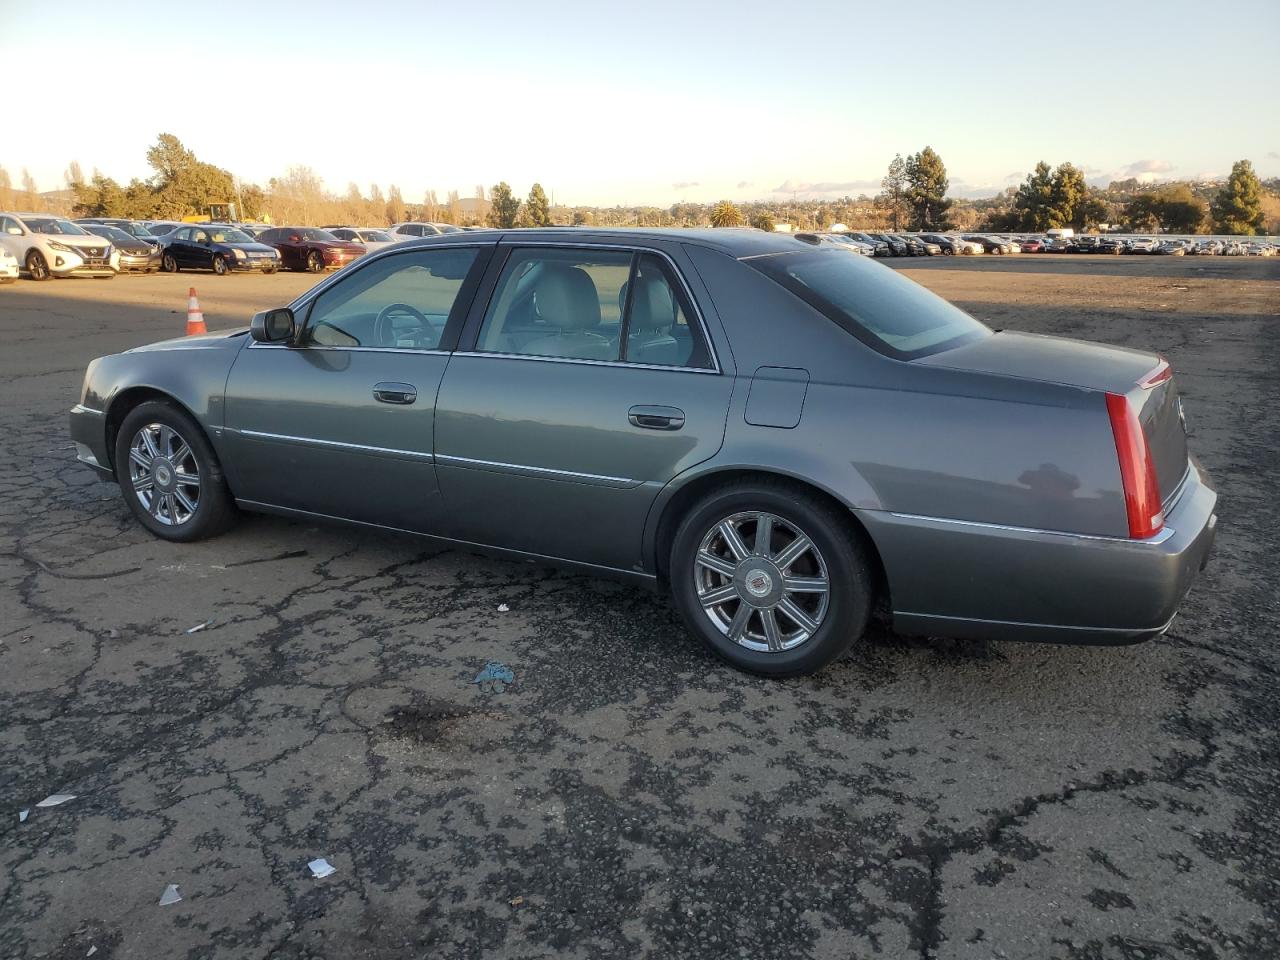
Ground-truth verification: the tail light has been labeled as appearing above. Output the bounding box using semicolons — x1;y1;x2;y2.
1105;392;1164;539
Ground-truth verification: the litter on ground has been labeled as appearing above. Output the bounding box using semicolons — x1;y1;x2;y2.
36;794;76;808
18;809;29;822
308;857;336;879
473;661;515;694
184;620;213;634
158;884;182;906
497;603;510;612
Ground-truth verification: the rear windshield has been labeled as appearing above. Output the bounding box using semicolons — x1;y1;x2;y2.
747;249;990;359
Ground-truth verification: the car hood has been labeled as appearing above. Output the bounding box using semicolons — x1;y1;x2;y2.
223;242;278;254
47;235;111;250
917;330;1161;393
127;329;248;353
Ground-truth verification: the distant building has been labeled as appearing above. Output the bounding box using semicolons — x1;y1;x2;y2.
772;222;794;233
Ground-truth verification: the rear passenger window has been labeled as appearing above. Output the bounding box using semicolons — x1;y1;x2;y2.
476;248;712;368
622;254;706;368
477;249;632;361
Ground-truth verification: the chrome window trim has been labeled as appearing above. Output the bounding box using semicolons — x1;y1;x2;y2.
448;350;719;375
886;511;1177;545
246;341;452;356
234;428;434;461
476;240;722;374
435;453;637;488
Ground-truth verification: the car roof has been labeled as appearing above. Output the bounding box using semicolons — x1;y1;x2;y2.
385;227;816;260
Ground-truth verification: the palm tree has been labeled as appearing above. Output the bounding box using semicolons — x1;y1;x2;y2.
709;200;743;227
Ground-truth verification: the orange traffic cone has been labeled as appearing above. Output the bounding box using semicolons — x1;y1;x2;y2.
186;287;207;336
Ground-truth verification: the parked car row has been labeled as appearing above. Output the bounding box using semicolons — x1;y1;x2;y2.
823;229;1280;258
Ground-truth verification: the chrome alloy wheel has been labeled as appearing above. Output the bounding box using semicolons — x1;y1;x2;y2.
127;423;201;526
694;511;830;653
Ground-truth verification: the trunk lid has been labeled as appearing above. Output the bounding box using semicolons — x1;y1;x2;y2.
920;331;1189;502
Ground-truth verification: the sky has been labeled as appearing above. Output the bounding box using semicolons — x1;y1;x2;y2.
2;0;1277;207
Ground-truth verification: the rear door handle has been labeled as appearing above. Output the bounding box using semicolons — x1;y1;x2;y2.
373;382;417;405
628;405;685;430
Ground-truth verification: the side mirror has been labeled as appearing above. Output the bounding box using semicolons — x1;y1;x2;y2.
250;307;296;344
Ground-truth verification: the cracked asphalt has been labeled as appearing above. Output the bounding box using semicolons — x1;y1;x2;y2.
1;256;1277;959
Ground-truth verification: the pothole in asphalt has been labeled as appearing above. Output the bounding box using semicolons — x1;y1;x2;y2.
381;700;502;747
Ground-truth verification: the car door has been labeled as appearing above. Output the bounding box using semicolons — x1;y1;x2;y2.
221;244;491;531
433;242;734;572
0;216;22;260
190;227;215;269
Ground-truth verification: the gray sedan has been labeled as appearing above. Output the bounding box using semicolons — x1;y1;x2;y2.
69;228;1217;675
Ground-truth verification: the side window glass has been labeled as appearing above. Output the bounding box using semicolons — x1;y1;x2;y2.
476;248;632;362
621;254;709;369
174;228;191;241
301;248;479;350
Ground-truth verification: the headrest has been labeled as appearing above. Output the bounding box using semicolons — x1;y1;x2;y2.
620;275;676;333
535;266;601;330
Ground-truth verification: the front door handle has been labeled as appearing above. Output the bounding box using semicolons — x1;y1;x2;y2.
628;405;685;430
373;382;417;405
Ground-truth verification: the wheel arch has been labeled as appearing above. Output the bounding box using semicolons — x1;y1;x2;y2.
103;387;205;472
648;466;890;611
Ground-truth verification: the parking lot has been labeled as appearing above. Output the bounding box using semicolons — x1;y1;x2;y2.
1;255;1277;959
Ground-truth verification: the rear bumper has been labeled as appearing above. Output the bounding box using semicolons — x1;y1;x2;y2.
860;459;1218;645
69;403;115;481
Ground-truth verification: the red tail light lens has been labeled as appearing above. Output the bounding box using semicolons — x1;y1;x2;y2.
1105;392;1164;539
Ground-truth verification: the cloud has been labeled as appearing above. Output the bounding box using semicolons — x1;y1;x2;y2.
1003;171;1023;182
736;180;754;189
671;181;700;190
1121;159;1174;177
771;178;880;195
1266;151;1280;161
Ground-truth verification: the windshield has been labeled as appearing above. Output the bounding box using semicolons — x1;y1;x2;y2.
296;228;338;241
118;222;156;239
87;226;134;242
748;250;991;360
26;218;89;236
209;229;252;243
360;230;392;242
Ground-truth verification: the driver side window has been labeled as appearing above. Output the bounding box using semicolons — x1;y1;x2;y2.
300;247;480;350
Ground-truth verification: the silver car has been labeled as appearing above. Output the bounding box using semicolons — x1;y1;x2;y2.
69;228;1217;676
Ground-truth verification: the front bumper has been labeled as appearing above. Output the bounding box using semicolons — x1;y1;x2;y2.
230;257;278;271
860;458;1218;645
118;253;162;272
69;403;115;481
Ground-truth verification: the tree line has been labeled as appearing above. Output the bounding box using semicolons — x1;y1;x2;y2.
1;133;1274;236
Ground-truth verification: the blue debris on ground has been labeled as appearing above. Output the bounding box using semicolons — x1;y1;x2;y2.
473;661;515;694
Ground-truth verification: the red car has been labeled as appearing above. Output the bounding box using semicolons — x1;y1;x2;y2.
255;227;365;272
1020;238;1047;253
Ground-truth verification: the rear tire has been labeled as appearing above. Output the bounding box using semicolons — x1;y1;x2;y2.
26;251;51;281
669;480;874;676
114;400;237;542
162;253;178;273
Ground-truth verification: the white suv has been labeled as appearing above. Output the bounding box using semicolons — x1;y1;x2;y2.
0;212;115;280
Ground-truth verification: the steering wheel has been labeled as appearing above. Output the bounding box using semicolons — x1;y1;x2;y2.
373;302;434;348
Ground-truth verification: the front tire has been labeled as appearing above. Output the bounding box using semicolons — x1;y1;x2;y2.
162;252;178;272
114;400;236;542
26;250;51;281
669;481;874;676
306;250;324;272
212;255;228;276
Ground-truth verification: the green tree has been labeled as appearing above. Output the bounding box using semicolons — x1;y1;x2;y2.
1127;184;1205;233
709;200;743;227
1048;163;1087;227
487;182;520;227
523;182;551;226
1012;162;1056;230
904;146;952;230
144;133;236;218
749;210;776;232
879;153;908;230
1211;160;1265;235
